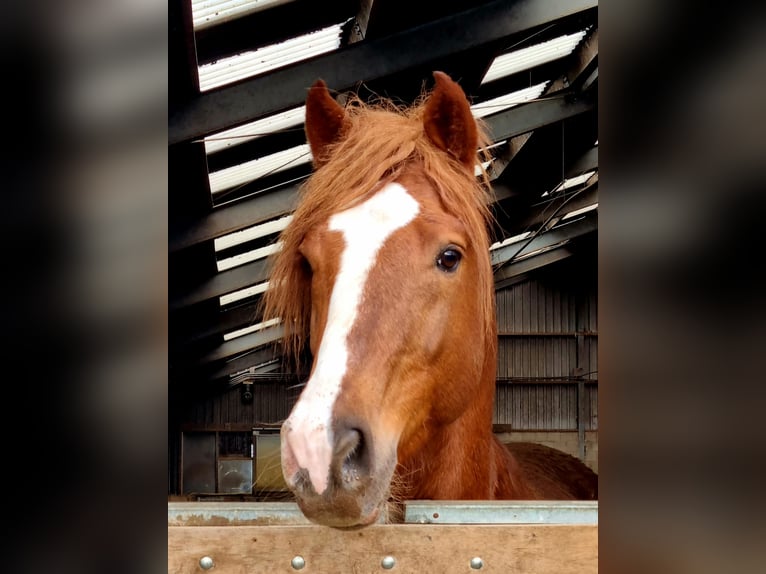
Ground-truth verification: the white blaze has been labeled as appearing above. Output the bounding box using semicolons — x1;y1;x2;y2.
282;182;420;494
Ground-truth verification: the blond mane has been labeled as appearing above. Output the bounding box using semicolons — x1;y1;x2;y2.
261;91;497;366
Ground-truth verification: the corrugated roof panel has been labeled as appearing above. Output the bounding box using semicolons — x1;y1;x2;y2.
474;160;492;177
192;0;294;31
214;215;293;251
471;82;548;119
216;242;282;272
490;231;533;252
549;170;596;194
561;203;598;221
204;107;306;154
198;23;345;91
219;281;270;306
209;144;311;195
481;30;588;85
224;317;282;341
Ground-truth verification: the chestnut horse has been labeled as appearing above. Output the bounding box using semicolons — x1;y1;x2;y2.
262;72;597;528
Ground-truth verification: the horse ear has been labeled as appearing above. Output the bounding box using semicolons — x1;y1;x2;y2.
305;79;348;167
423;71;478;170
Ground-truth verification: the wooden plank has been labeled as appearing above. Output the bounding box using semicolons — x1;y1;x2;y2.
168;523;597;573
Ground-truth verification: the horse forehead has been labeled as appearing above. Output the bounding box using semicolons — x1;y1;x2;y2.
304;181;466;266
326;182;421;237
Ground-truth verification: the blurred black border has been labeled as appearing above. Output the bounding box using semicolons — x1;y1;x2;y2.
2;1;765;572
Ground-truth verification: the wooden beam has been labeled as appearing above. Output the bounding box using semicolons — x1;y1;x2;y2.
168;523;597;573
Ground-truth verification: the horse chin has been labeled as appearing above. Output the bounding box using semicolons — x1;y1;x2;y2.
290;452;396;529
297;496;383;529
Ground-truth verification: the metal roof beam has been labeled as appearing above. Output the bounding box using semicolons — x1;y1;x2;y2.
169;258;269;312
206;346;282;383
492;27;598;177
565;145;598;178
347;0;375;44
491;211;597;267
484;91;594;143
529;182;597;226
492;223;595;289
170;91;593;254
493;245;576;290
170;182;299;253
171;300;265;349
170;344;281;384
180;324;285;368
169;0;598;144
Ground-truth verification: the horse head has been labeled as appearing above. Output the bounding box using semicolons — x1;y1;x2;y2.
265;72;497;527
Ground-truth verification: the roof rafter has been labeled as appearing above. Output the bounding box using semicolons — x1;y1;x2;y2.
170;89;594;255
489;27;598;180
169;0;598;145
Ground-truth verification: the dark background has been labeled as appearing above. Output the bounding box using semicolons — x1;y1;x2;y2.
2;1;765;572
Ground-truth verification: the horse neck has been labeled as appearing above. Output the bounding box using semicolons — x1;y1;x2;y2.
393;329;526;500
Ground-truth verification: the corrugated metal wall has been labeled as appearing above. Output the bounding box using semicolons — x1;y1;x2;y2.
493;259;598;431
494;385;597;430
179;382;296;426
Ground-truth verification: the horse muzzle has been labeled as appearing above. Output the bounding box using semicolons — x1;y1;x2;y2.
281;419;396;528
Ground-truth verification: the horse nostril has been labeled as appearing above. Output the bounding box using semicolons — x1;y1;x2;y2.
334;427;361;459
332;427;369;487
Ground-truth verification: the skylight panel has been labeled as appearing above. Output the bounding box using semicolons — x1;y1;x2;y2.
192;0;293;31
209;144;311;195
471;82;548;119
214;215;293;251
223;317;282;341
198;23;345;91
220;281;270;306
548;170;596;195
485;140;508;151
561;203;598;221
216;242;282;272
509;242;566;262
481;30;588;85
474;160;493;177
204;107;305;154
490;231;533;251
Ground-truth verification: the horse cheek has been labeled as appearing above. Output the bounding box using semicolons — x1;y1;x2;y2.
419;297;481;423
420;299;450;357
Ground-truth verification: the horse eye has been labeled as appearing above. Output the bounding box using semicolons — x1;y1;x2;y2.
436;248;462;272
